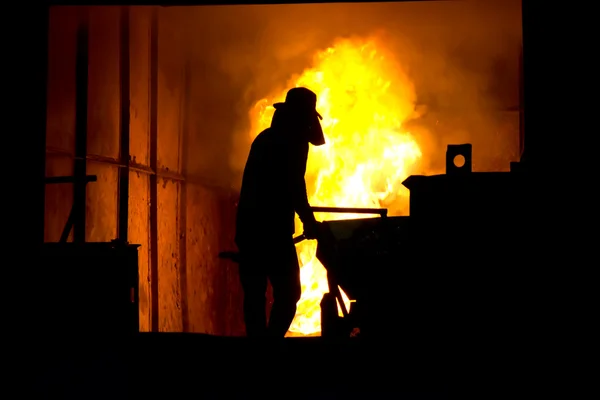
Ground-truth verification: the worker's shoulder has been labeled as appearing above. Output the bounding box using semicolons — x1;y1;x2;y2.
251;127;279;147
252;128;270;143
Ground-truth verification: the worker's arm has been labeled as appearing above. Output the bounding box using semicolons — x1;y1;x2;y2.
291;141;317;228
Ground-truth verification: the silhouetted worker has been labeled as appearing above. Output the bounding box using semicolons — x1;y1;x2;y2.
235;87;325;338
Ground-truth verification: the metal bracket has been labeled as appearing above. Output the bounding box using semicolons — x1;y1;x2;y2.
44;175;97;243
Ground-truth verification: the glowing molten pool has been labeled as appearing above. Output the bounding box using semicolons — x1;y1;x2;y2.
248;35;424;336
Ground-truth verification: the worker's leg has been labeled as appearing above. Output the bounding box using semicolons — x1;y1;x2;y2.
266;242;301;337
239;257;269;337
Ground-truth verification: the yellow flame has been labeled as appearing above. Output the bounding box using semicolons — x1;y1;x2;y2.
248;36;423;335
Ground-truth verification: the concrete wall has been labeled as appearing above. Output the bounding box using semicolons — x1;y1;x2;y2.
45;6;244;335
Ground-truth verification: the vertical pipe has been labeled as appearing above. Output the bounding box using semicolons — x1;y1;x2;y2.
518;45;524;159
149;6;160;332
520;0;531;165
118;6;131;242
178;60;191;332
36;5;50;245
73;10;89;244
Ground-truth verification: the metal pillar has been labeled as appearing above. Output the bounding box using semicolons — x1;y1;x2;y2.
149;6;160;332
73;11;90;244
118;6;131;242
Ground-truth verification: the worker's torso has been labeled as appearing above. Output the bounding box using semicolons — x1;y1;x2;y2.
236;128;306;245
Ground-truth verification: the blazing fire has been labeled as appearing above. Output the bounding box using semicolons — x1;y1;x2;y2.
248;36;424;336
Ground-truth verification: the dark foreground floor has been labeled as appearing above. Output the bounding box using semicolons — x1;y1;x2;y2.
30;333;454;399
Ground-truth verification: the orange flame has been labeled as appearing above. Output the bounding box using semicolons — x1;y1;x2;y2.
248;36;423;336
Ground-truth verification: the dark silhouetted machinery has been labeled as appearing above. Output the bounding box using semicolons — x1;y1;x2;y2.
316;144;528;341
223;143;528;341
37;174;140;339
312;214;408;339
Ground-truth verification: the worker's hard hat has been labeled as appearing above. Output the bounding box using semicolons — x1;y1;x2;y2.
273;87;325;146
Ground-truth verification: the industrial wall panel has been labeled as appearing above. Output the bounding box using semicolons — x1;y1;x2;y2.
186;184;244;336
493;111;521;170
408;111;521;175
85;162;118;242
215;187;245;336
87;6;121;159
157;15;184;174
128;171;151;332
130;7;151;166
46;7;78;152
439;111;521;172
157;180;183;332
44;156;74;242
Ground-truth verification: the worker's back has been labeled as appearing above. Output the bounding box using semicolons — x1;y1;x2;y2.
235;126;308;248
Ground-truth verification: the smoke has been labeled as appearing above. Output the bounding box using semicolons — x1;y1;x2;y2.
164;0;522;190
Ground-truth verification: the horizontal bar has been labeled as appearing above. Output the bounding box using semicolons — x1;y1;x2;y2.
46;146;72;156
155;167;186;182
159;1;456;7
46;149;236;194
45;175;97;184
310;206;388;217
46;147;186;182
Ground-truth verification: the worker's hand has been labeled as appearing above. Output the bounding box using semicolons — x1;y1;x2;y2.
303;221;322;240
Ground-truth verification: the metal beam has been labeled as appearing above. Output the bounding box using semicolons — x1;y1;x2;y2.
46;148;188;182
178;60;191;332
45;175;97;185
36;5;50;245
149;6;160;333
311;206;388;218
73;11;89;244
521;0;532;166
518;46;524;158
158;0;444;5
118;5;131;243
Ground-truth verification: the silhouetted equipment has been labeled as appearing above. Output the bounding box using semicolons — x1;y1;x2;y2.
220;206;392;338
41;175;141;337
445;143;472;175
314;214;407;338
37;241;140;337
221;144;527;340
218;206;387;263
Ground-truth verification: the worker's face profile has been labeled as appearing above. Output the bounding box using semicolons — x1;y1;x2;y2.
306;113;325;146
277;107;325;146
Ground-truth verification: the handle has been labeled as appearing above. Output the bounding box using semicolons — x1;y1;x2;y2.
310;206;387;218
293;234;306;244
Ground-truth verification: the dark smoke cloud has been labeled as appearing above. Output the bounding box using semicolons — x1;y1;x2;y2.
161;0;522;191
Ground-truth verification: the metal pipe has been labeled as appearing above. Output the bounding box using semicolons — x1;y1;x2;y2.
46;148;198;183
149;6;160;333
178;59;191;332
45;175;97;184
73;11;89;244
117;5;131;243
36;5;50;245
519;45;524;159
521;0;531;165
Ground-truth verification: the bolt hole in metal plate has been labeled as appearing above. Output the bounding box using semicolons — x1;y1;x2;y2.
453;154;466;168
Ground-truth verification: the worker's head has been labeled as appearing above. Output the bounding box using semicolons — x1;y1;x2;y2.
271;87;325;146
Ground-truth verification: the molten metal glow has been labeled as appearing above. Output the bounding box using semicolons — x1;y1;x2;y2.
248;36;424;336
